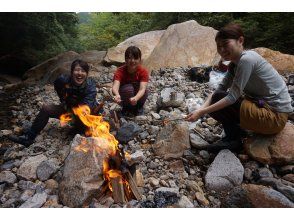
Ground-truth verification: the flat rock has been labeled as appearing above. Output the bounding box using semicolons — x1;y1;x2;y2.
17;154;47;181
153;122;190;159
244;123;294;165
205;149;244;192
190;133;209;149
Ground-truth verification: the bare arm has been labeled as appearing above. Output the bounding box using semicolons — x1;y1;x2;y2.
134;82;148;100
112;80;120;96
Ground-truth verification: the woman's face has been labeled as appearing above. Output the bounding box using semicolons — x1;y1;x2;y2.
216;37;244;62
72;64;87;85
126;55;141;73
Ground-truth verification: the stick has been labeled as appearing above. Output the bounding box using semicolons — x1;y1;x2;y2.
111;176;126;204
124;170;142;201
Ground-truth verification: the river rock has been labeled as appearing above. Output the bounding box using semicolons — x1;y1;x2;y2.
152;122;190;159
17;154;47;181
0;171;17;184
157;87;185;108
244;122;294;165
59;134;108;207
205;149;244;192
104;30;165;65
224;184;294;208
190;133;209;149
19;192;48;208
144;20;219;71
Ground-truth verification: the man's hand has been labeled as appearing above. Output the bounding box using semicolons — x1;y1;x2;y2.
185;109;204;122
129;97;138;106
114;95;122;103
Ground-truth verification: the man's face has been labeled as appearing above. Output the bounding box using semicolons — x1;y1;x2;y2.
72;64;87;85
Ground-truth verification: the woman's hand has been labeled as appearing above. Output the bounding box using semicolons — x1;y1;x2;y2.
129;97;138;106
114;95;122;103
185;109;204;122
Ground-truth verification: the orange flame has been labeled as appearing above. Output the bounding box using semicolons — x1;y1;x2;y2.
60;105;129;195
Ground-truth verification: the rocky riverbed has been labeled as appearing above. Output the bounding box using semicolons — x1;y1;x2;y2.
0;66;293;208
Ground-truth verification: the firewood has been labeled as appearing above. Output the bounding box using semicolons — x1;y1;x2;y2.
111;176;126;204
124;170;142;201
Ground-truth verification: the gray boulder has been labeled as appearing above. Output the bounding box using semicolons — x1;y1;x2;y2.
205;149;244;192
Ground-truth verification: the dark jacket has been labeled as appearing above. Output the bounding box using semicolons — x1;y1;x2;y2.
53;74;98;110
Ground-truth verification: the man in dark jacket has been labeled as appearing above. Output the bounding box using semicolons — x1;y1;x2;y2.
9;59;102;147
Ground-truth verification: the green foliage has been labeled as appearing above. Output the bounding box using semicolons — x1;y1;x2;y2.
0;12;80;68
78;12;152;51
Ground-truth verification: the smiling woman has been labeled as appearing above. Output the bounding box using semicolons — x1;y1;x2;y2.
8;59;103;147
186;23;293;152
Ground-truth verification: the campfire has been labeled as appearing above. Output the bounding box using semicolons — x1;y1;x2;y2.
60;105;142;205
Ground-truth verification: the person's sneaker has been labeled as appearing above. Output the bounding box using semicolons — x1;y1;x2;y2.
8;134;34;147
205;138;243;153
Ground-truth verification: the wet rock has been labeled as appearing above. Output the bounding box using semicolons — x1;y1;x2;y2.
244;123;294;165
17;154;47;181
190;133;209;149
154;187;180;208
115;122;142;144
224;184;294;208
0;171;17;184
19;192;48;208
36;160;59;181
205;149;244;192
157;88;185;108
153;122;190;159
59;135;107;207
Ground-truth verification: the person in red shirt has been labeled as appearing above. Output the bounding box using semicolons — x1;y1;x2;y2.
112;46;149;116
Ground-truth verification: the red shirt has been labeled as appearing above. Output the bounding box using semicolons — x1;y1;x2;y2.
113;65;149;85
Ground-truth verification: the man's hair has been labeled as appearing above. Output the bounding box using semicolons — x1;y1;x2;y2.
215;23;244;41
71;59;90;74
125;46;142;60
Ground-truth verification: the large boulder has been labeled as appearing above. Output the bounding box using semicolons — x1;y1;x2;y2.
80;50;106;67
205;149;244;192
104;30;165;65
23;51;80;84
244;122;294;165
144;20;220;71
17;154;48;181
59;134;108;208
253;47;294;75
224;184;294;208
152;122;190;159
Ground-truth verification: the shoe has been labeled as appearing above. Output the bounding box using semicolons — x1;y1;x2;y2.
206;138;242;153
8;134;35;147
